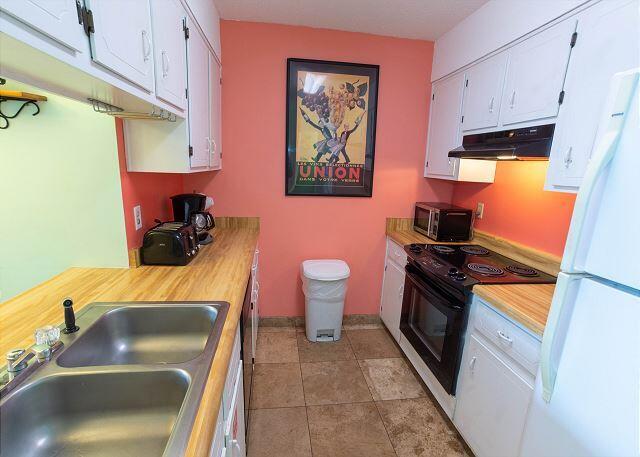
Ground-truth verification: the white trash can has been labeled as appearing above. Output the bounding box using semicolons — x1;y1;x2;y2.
301;259;350;342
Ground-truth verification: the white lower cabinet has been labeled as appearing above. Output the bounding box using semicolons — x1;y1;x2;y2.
454;297;541;457
455;335;532;457
379;239;406;342
250;248;260;359
211;325;246;457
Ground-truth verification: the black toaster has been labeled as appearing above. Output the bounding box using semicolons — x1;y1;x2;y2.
140;222;199;266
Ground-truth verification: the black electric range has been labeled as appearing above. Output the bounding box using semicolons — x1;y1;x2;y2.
399;243;556;396
405;243;556;290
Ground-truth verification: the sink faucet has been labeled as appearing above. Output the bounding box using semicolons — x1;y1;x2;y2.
1;326;64;395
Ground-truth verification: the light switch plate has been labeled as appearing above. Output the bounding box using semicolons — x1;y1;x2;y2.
476;202;484;219
133;205;143;230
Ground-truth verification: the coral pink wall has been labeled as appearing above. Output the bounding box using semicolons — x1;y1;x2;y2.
452;161;576;257
116;119;184;249
184;21;454;317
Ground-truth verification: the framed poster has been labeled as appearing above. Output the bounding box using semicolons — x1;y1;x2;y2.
286;58;379;197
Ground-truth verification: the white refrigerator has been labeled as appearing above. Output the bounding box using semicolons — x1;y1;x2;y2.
520;69;640;457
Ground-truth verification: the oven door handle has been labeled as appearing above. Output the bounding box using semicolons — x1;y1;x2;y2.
405;267;464;311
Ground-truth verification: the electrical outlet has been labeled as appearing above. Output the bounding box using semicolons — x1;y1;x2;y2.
133;205;143;230
476;202;484;220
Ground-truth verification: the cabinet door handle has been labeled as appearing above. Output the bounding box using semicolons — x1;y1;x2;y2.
564;146;573;168
142;30;152;61
211;138;217;153
397;285;404;298
161;50;170;77
489;96;494;113
469;356;477;372
509;90;516;109
497;330;513;344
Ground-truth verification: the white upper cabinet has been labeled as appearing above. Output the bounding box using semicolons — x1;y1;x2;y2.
187;23;211;169
425;73;464;179
462;53;507;132
545;0;640;192
85;0;155;92
183;0;221;58
424;73;496;183
0;0;85;51
500;20;576;126
209;53;222;170
150;0;187;109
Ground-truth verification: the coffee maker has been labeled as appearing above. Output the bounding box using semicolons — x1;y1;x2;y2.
170;193;215;244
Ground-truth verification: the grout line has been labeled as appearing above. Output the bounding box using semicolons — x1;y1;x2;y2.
372;398;400;457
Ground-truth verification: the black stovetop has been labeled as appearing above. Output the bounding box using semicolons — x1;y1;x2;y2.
404;243;556;290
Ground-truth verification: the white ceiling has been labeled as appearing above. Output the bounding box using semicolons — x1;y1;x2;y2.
214;0;489;41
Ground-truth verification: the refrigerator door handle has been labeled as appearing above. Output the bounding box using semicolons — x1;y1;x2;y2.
560;70;638;272
540;273;590;402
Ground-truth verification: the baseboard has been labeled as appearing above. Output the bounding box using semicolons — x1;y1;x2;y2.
259;314;381;328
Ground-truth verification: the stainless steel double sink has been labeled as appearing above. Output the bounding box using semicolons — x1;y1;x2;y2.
0;301;229;456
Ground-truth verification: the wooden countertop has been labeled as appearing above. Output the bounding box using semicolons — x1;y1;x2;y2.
472;284;555;337
385;224;556;337
0;219;259;456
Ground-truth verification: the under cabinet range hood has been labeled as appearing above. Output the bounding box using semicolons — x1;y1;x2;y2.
449;124;555;160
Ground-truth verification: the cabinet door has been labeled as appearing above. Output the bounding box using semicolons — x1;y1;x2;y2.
546;0;639;191
0;0;86;51
462;53;508;131
500;20;576;126
150;0;187;109
187;24;211;169
85;0;154;91
424;73;465;179
251;251;259;360
209;53;222;170
208;407;226;457
379;260;405;342
225;361;246;457
454;334;533;457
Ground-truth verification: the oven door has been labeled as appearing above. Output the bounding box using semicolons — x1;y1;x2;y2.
400;264;466;394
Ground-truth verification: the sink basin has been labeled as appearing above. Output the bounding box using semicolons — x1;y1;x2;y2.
0;301;229;456
1;370;189;456
57;305;219;367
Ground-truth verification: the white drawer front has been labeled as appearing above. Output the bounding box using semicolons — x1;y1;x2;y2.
474;300;540;375
386;239;407;267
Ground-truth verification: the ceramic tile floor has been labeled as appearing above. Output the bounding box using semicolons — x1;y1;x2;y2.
247;324;472;457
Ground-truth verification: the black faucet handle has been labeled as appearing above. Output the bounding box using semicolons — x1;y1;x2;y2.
62;297;79;334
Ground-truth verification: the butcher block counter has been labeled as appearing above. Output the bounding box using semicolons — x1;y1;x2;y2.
385;218;559;338
0;217;259;457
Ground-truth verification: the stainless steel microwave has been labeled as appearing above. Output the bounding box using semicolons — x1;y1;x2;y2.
413;202;474;242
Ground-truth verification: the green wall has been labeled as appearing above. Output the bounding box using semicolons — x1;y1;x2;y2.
0;81;128;301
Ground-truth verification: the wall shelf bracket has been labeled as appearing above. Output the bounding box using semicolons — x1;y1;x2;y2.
0;89;48;130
